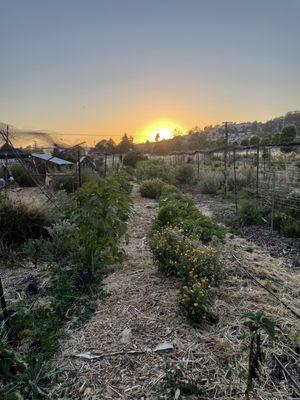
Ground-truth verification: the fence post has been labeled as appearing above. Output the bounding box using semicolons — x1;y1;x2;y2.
233;148;238;213
197;153;200;180
270;170;276;232
0;277;11;338
256;144;260;198
104;153;107;177
77;148;82;187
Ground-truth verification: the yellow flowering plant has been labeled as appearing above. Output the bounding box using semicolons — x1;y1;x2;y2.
179;281;212;325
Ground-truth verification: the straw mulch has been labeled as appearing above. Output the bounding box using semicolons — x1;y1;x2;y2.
54;186;300;399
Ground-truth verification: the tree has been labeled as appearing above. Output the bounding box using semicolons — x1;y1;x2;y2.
280;124;297;144
250;136;260;146
116;133;134;153
95;138;116;153
272;132;281;145
155;133;160;142
241;138;250;146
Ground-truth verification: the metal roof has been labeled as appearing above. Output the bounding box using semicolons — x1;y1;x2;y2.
32;153;73;165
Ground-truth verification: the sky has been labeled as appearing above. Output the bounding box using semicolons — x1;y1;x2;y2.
0;0;299;145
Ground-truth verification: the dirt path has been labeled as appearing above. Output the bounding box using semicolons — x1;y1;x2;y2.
57;186;300;400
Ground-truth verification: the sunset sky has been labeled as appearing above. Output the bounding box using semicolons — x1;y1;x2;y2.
0;0;299;145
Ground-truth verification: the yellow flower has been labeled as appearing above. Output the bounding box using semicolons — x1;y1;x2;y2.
194;303;198;307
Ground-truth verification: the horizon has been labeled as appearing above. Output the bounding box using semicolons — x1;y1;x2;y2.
1;0;299;145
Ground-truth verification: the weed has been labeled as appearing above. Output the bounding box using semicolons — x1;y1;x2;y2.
238;199;262;225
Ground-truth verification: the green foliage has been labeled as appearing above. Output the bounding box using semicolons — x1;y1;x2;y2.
238;199;262;225
198;171;224;194
10;164;38;187
242;311;276;399
273;215;300;238
136;159;175;184
149;227;221;285
123;151;146;168
2;172;133;397
179;281;212;325
280;124;297;144
153;192;225;243
52;173;77;193
140;178;177;199
175;164;194;184
0;201;50;246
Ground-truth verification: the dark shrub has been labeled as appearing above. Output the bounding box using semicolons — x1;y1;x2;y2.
140;178;178;199
175;164;194;184
238;199;262;225
11;164;37;187
123;151;146;168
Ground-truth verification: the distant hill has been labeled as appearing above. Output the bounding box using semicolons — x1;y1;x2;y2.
135;111;300;154
203;110;300;144
0;122;67;149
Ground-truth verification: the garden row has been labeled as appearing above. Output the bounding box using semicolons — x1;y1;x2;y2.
0;171;132;399
148;189;225;325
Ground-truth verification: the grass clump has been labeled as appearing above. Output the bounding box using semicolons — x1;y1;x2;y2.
198;170;223;194
0;199;50;246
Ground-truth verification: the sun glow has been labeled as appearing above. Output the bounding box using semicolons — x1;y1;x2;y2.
141;120;186;142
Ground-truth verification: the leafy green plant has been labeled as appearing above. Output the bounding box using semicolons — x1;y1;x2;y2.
136;159;175;184
52;173;77;193
153;192;225;243
175;164;194;184
242;310;276;399
140;178;177;199
238;199;262;225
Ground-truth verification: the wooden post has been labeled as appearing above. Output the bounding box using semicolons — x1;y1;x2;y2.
256;144;260;198
112;153;115;169
197;152;200;180
233;148;238;213
270;170;276;232
0;277;10;338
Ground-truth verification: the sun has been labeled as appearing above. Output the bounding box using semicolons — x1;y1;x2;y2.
141;119;185;142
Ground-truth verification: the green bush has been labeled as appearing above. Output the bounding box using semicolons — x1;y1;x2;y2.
52;173;77;193
175;164;194;184
152;192;225;243
136;159;175;184
238;199;262;225
198;171;223;194
140;178;177;199
123;151;146;168
11;164;38;187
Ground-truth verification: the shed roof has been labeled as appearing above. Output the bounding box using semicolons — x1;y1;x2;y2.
32;153;73;165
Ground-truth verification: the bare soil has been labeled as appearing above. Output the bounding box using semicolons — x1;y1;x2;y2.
54;185;300;400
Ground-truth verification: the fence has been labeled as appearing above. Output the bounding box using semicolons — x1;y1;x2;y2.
150;143;300;233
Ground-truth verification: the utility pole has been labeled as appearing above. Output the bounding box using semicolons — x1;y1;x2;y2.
224;121;229;196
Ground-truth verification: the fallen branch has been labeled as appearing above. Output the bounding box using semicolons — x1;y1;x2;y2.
74;342;174;361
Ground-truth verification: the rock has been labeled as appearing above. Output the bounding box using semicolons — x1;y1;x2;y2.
120;328;132;344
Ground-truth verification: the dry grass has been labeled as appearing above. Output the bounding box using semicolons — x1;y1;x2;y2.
48;186;300;399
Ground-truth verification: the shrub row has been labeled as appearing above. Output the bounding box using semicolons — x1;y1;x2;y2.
136;159;195;185
1;172;132;398
149;191;224;325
